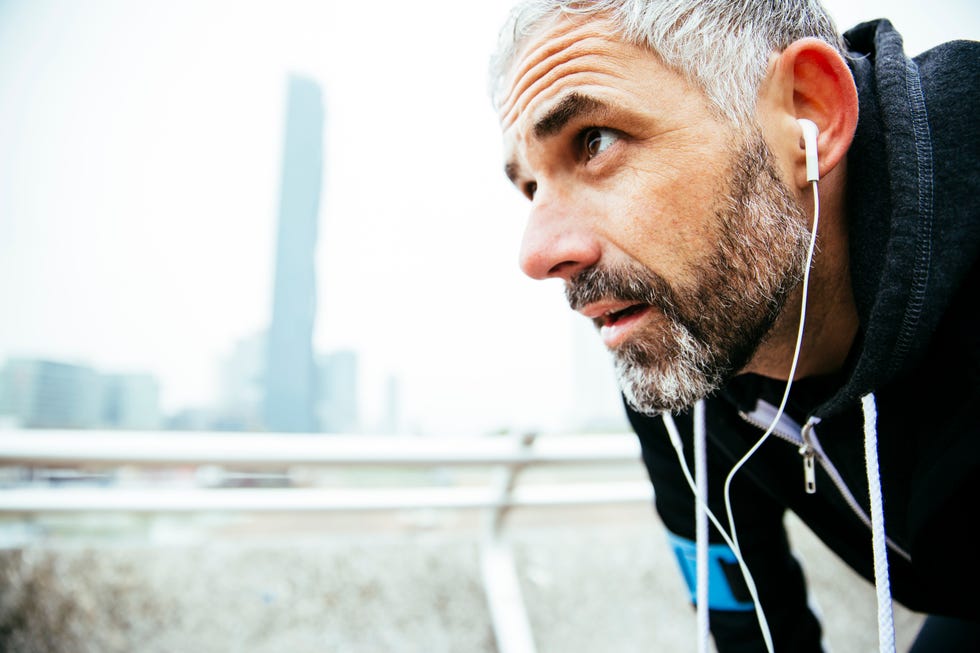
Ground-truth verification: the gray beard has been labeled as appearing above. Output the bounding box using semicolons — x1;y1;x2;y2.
565;136;812;415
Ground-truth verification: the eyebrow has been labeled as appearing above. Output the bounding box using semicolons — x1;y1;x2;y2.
505;92;610;183
533;92;608;139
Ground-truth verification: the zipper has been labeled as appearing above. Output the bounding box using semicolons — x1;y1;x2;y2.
738;400;911;562
800;418;819;495
738;401;819;493
737;401;804;446
800;446;817;494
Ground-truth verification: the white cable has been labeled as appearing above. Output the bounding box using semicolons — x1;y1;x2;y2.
694;401;710;653
723;179;820;533
862;393;896;653
662;410;772;652
669;179;820;652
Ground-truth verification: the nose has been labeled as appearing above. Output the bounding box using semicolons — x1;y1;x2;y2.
518;188;601;281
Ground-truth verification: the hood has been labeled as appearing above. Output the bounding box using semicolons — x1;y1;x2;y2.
813;19;980;418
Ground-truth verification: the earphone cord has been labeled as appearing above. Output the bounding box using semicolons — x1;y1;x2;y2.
720;178;821;650
663;178;821;653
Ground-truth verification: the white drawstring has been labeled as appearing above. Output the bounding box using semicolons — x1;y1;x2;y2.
862;392;896;652
694;400;709;653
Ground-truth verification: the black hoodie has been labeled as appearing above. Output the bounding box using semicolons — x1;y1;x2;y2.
626;19;980;652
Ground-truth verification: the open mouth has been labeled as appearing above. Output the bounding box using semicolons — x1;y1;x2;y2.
597;303;648;328
594;302;653;349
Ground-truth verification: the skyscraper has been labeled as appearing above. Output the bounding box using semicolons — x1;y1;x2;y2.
263;75;324;433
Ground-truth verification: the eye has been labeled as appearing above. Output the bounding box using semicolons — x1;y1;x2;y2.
582;127;617;160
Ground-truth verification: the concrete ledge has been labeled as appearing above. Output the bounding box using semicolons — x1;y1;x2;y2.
0;507;925;652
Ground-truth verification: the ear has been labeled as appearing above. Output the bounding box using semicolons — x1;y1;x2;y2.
758;38;858;188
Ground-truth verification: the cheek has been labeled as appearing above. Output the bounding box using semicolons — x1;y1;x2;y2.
605;166;725;281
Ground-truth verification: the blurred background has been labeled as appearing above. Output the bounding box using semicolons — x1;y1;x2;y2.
0;2;976;652
2;0;977;438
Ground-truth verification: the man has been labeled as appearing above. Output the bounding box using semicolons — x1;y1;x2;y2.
489;1;979;651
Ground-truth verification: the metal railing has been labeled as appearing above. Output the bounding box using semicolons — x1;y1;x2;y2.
0;428;651;653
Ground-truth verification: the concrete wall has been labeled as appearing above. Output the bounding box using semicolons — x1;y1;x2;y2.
0;507;925;653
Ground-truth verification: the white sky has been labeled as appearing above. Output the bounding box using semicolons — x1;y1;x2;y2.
0;1;977;434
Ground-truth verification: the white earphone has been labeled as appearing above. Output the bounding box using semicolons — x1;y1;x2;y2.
797;118;820;182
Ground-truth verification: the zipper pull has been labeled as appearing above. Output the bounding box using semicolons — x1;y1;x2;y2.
799;417;820;494
800;445;817;494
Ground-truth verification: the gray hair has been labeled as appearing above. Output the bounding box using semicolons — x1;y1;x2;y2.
489;0;846;125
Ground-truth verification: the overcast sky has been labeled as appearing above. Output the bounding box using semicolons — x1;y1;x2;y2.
1;1;977;434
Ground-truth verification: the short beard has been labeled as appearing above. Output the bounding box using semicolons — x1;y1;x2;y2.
566;135;812;415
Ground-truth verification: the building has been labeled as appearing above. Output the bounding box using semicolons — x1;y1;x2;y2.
215;331;267;431
263;74;324;433
0;358;161;430
315;349;359;433
101;372;162;430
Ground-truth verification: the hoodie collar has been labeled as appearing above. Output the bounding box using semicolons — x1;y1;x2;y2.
811;19;937;419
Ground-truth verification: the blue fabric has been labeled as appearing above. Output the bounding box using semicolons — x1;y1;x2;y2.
667;532;755;612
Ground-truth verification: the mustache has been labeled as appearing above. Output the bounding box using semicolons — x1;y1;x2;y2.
565;264;681;319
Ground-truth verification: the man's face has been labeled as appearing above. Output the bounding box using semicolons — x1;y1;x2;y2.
498;15;811;414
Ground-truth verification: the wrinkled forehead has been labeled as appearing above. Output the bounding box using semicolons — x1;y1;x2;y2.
496;12;628;132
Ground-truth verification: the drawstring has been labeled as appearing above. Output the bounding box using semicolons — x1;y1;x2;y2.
862;392;896;652
694;400;709;653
